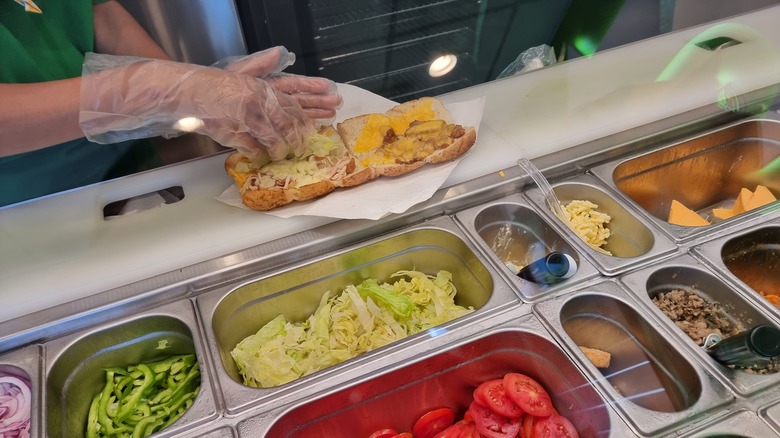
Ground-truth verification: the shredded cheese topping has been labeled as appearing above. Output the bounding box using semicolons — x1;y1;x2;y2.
563;200;612;252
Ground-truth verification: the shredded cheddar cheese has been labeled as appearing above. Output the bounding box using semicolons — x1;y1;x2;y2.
564;200;612;252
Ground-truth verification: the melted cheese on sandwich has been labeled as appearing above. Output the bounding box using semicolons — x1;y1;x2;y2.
353;100;436;154
359;120;463;166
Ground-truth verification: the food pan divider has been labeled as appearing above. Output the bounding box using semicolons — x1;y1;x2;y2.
523;173;680;276
589;114;780;245
195;216;520;416
233;308;635;438
690;216;780;322
0;345;41;438
619;253;780;397
190;425;238;437
763;400;780;433
678;409;779;437
453;192;602;303
41;298;218;438
534;280;734;437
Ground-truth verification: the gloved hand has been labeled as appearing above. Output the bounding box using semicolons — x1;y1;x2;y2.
215;47;343;122
79;51;321;161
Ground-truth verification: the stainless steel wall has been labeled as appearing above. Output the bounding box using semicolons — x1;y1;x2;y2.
119;0;247;65
116;1;245;163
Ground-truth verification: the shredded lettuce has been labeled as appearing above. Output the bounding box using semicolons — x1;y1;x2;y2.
233;131;341;174
230;269;473;388
306;131;342;157
357;278;416;318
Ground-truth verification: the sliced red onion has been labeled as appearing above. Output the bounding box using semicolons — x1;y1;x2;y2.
0;375;31;438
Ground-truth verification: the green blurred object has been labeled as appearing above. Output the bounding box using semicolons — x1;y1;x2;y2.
551;0;626;59
745;156;780;193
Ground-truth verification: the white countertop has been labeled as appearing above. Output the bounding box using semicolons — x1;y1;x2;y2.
2;6;780;323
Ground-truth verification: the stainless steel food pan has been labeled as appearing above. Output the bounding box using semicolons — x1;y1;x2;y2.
196;216;519;415
591;116;780;243
524;174;679;275
454;193;602;302
43;299;217;438
620;254;780;396
0;345;40;437
194;426;237;437
679;410;779;437
691;219;780;320
238;311;634;437
764;400;780;432
535;281;733;437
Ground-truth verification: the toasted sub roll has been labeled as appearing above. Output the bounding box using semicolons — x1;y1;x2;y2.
225;97;477;211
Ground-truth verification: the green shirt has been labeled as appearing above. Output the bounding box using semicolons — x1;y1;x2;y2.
0;0;161;207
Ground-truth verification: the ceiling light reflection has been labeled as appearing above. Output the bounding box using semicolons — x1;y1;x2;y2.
429;54;458;78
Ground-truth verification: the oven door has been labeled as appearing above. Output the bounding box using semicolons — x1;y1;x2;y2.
234;0;571;101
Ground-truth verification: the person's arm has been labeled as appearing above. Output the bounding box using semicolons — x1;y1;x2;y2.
0;0;169;157
93;0;170;60
0;79;83;157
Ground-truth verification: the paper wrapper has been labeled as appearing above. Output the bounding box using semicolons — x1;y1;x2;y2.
217;83;485;220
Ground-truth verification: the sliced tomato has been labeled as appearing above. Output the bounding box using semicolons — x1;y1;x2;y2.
462;410;473;422
521;414;535;438
474;379;525;418
413;407;456;438
503;373;554;417
532;414;579;438
368;428;399;438
433;420;480;438
467;401;521;438
392;433;414;438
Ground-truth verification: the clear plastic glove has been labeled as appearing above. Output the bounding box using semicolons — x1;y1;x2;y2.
215;47;343;122
80;51;313;161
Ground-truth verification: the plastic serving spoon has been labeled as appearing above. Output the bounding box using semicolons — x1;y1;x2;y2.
517;158;611;255
517;158;567;223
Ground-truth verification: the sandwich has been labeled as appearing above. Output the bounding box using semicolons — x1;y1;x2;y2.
224;97;477;211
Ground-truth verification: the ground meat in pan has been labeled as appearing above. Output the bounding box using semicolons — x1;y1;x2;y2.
651;289;743;346
652;289;778;375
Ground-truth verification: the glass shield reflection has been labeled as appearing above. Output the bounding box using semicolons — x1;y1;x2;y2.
657;22;780;113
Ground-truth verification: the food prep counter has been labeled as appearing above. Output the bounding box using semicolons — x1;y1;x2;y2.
2;5;780;438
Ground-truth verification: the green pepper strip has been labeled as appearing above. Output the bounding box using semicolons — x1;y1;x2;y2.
150;388;172;405
88;355;200;436
149;354;191;374
116;363;155;422
151;383;198;416
104;395;118;419
126;402;152;424
130;415;159;438
160;391;198;428
113;375;135;402
97;371;128;435
86;392;102;438
164;364;200;405
104;366;128;376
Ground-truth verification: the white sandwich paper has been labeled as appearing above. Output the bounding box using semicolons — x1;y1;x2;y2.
217;83;485;220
